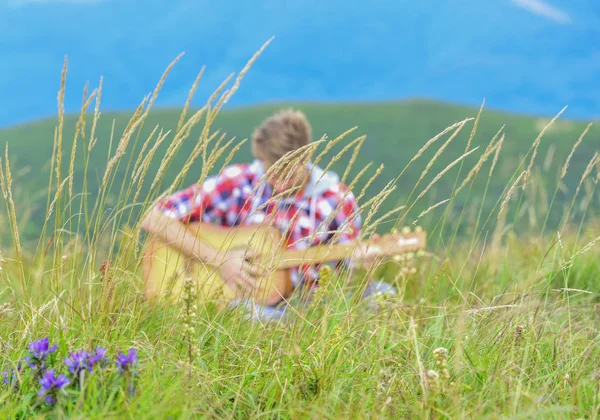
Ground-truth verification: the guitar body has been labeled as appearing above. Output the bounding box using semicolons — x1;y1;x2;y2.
142;222;294;307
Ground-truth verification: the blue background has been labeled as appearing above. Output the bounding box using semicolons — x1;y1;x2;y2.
1;0;598;126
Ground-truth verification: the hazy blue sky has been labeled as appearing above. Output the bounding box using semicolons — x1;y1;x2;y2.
0;0;598;126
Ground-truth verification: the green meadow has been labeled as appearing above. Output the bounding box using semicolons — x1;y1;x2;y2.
0;52;599;418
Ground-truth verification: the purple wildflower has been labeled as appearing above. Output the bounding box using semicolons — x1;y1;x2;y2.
116;348;138;396
64;350;90;376
1;365;19;391
38;369;69;406
28;338;58;360
2;362;21;392
115;348;138;376
1;366;12;385
88;347;108;369
24;337;58;372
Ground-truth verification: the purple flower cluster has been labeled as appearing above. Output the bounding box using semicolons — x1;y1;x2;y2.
64;347;108;378
2;362;21;391
89;347;108;368
38;369;70;405
1;337;140;409
116;348;138;395
64;350;89;376
116;348;138;376
23;338;58;374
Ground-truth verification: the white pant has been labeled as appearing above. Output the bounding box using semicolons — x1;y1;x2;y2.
229;281;397;323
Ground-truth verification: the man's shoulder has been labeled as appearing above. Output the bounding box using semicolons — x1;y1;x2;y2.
220;162;251;176
211;162;258;182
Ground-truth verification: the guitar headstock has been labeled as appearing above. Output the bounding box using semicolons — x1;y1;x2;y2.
366;226;427;257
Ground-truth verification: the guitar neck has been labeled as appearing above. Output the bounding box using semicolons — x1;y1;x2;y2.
253;231;425;270
276;243;357;269
256;243;357;269
176;221;425;271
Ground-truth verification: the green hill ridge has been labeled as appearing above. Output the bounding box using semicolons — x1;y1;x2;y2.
0;99;598;246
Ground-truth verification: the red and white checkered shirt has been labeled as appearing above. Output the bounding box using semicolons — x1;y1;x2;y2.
156;160;362;290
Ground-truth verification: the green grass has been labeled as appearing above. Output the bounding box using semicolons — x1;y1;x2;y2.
0;218;598;418
0;54;599;418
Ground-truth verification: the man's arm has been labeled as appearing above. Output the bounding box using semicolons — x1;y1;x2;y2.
140;181;224;265
140;207;220;265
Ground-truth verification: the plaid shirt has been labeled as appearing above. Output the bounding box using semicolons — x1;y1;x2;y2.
156;160;362;290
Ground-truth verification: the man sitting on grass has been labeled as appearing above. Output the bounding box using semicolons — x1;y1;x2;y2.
141;109;395;321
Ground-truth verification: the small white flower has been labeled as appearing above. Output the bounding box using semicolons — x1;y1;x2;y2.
427;370;439;380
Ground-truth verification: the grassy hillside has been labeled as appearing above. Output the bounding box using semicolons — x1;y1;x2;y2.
0;98;598;246
1;97;599;416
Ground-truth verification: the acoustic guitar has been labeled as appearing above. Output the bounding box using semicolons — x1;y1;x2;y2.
141;222;426;307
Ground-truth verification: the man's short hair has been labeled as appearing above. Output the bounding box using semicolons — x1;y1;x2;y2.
251;109;312;168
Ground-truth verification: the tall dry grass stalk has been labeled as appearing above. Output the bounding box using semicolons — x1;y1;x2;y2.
415;120;470;189
385;117;477;229
199;75;234;168
311;135;366;188
412;199;451;226
554;152;600;236
88;77;104;153
561;123;592;180
341;135;366;186
522;106;567;190
177;67;205;133
98;52;186;244
369;204;407;232
207;134;241;169
193;38;273;177
561;234;600;270
0;146;26;293
44;177;70;227
498;171;527;219
130;126;160;181
574;153;600;198
161;131;223;198
218;37;274;111
392;118;475;233
465;99;485;153
55;57;68;191
534;122;596;244
68;84;97;199
489;134;504;177
454;131;504;197
131;130;172;204
414;147;480;205
429;101;486;249
100;99;149;189
358;179;397;230
408;118;474;168
423;101;490;265
46;58;70;274
146;106;209;195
